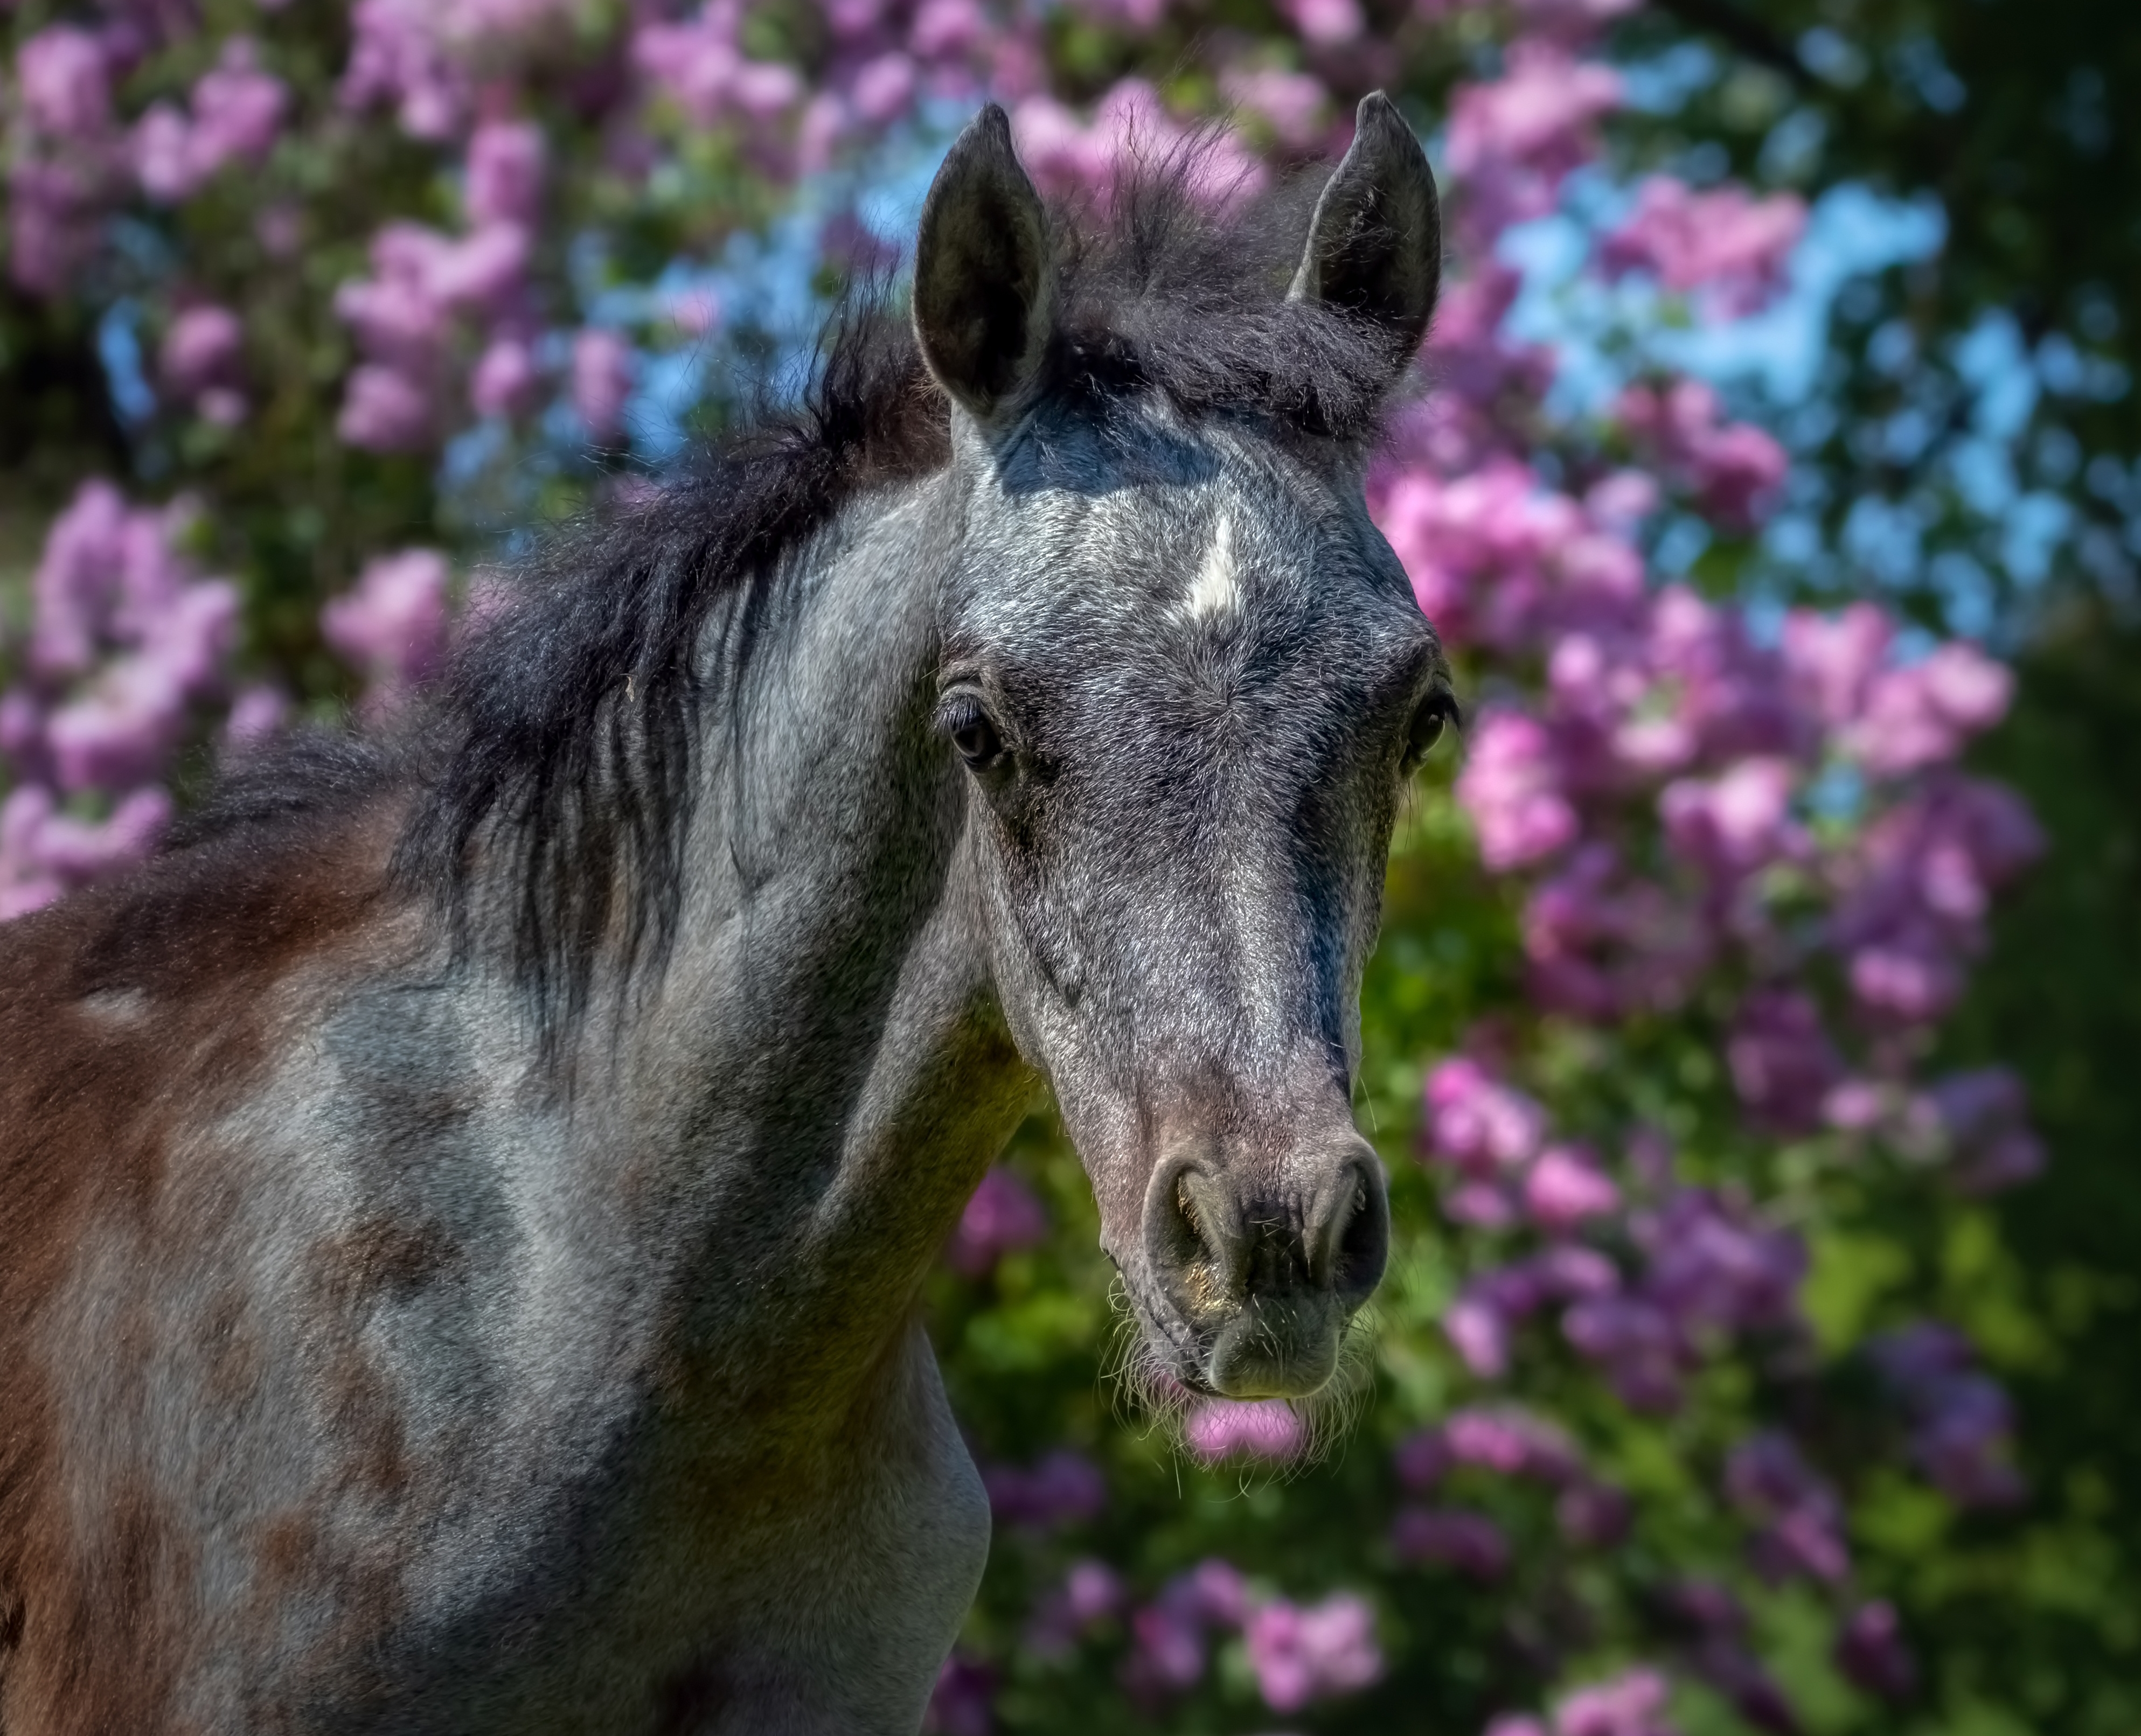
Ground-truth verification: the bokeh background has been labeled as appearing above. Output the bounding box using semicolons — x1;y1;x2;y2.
2;0;2137;1730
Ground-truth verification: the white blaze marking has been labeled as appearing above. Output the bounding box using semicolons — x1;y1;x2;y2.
1178;513;1241;624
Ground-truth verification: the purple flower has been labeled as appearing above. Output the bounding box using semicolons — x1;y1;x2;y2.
1927;1067;2045;1193
465;120;545;227
1456;712;1578;870
981;1448;1104;1532
1443;1403;1580;1481
946;1166;1047;1276
18;27;112;140
1552;1666;1676;1736
1391;1506;1509;1579
1185;1398;1306;1463
336;364;434;451
1121;1560;1244;1697
1601;176;1806;317
572;327;634;443
1424;1056;1548;1175
1555;1479;1632;1547
1834;1600;1915;1699
1243;1592;1382;1712
921;1654;993;1736
1723;1432;1850;1584
1447;41;1622;237
1025;1558;1124;1658
1523;1145;1621;1232
470;337;539;419
1727;989;1841;1136
161;305;245;402
321;548;451;708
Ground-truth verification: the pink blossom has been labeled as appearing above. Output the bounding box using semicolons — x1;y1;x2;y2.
223;684;289;749
1448;42;1621;236
1443;1403;1580;1480
1391;1506;1510;1578
18;27;112;140
1659;757;1801;876
1486;1718;1550;1736
1553;1667;1675;1736
633;6;804;131
911;0;988;59
321;547;451;706
1218;68;1328;151
339;0;468;138
1277;0;1363;44
189;39;287;165
161;305;245;400
1524;1145;1621;1231
947;1165;1048;1275
1616;380;1787;531
1;784;171;918
470;337;538;418
1847;642;2014;775
1424;1056;1547;1173
1602;177;1806;317
336;363;434;450
848;52;917;126
46;582;239;790
1457;712;1577;869
1781;601;1890;730
1185;1397;1306;1462
1243;1593;1382;1711
465;120;545;227
572;328;634;443
1025;1559;1125;1658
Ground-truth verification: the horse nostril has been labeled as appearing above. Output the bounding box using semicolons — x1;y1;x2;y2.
1316;1156;1389;1304
1144;1159;1243;1319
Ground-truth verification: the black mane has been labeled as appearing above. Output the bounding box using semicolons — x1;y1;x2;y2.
185;151;1416;1043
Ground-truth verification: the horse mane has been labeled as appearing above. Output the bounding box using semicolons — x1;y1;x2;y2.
180;144;1416;1045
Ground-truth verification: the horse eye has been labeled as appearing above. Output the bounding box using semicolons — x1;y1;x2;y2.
1405;690;1458;766
941;694;1004;767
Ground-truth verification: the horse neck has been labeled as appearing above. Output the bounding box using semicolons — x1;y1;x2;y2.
579;470;1034;1395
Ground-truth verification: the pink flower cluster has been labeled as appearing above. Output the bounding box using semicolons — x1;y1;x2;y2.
321;548;453;712
1012;79;1267;210
1;482;240;916
1392;1401;1629;1572
1488;1666;1677;1736
1601;176;1806;318
1243;1591;1382;1713
8;25;124;293
1111;1560;1382;1716
133;36;287;204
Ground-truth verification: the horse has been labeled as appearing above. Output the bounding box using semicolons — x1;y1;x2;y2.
0;94;1450;1733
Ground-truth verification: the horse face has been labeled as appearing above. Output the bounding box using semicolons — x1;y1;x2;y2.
915;96;1445;1412
941;428;1451;1405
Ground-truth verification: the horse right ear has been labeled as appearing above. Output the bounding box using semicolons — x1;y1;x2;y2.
1288;92;1442;371
913;104;1055;424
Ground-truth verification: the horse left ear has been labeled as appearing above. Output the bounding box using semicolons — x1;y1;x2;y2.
913;103;1055;424
1288;92;1442;368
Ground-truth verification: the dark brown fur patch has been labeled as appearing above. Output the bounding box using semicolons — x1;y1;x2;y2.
0;803;400;1731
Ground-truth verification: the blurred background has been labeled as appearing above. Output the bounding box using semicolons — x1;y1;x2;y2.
2;0;2137;1730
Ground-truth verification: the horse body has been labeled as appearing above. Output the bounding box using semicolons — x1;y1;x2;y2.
0;97;1450;1732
